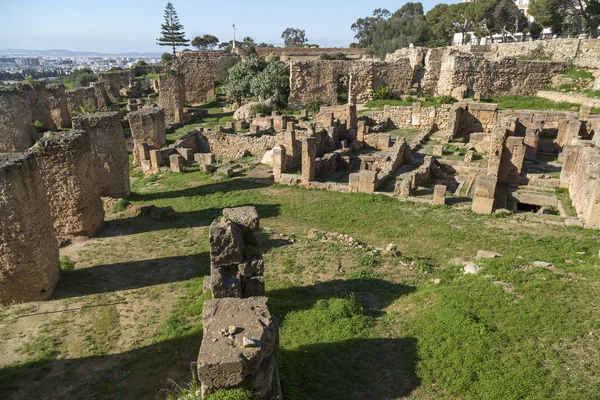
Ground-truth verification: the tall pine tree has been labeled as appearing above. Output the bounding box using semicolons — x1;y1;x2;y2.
156;2;190;55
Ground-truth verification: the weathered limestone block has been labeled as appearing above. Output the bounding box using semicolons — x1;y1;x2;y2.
377;133;391;150
432;145;444;157
128;107;166;148
302;137;316;185
209;219;245;268
29;131;104;238
394;178;412;198
358;169;377;193
472;175;497;214
487;128;507;177
524;128;540;161
560;145;580;187
72;112;130;198
0;86;37;152
169;154;185;173
432;184;446;205
223;206;260;232
498;136;525;184
176;147;193;161
0;153;59;304
272;146;285;183
197;297;281;399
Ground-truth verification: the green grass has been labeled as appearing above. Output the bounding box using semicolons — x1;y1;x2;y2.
364;96;454;110
561;68;594;81
59;256;75;272
487;95;582;112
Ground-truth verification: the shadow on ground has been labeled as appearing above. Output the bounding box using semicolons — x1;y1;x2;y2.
53;253;208;299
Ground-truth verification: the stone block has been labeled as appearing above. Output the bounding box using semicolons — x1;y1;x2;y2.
432;185;446;205
223;206;260;232
169;154;185;173
209;219;244;268
176;147;193;160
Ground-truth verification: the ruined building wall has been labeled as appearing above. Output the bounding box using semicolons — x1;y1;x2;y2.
569;145;600;228
159;69;186;123
128;107;166;148
29;131;104;239
17;82;57;131
72;112;130;198
0;87;37;152
0;153;59;304
46;84;71;129
97;70;135;100
288;60;414;108
435;52;568;97
177;51;237;104
199;130;284;158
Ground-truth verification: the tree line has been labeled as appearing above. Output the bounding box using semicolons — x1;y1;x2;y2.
351;0;599;58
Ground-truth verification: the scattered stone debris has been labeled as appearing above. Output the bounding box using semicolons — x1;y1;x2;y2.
476;250;503;259
463;262;482;275
135;205;176;221
307;229;380;254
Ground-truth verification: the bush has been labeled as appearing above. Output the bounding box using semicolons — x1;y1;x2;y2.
112;198;130;213
437;95;455;104
206;389;260;400
251;103;272;116
75;71;97;88
59;256;76;272
215;56;240;85
32;120;45;133
320;53;349;60
161;52;173;65
372;86;390;100
136;60;147;66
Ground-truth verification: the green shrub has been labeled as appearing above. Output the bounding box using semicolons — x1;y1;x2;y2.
112;198;130;213
306;100;323;113
136;60;147;66
372;86;390;100
59;256;76;272
206;388;260;400
32;120;45;133
320;53;349;60
215;56;240;85
437;95;455;104
251;103;272;116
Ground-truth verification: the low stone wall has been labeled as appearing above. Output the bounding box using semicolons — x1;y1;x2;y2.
0;153;59;304
30;131;104;238
256;46;366;58
200;130;284;159
97;69;135;100
72;112;130;198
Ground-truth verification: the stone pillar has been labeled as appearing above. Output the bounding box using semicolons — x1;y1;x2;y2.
487;128;507;177
158;68;186;123
412;102;422;126
30;131;104;239
272;145;285;183
0;153;59;304
584;180;600;228
302;137;316;186
322;112;334;127
432;184;446;205
197;297;281;399
357;120;367;142
326;126;339;153
72;111;130;198
149;149;162;174
284;128;296;158
524;127;540;161
358;169;377;193
472;175;497;214
498;136;525;184
46;84;72;129
128;107;166;148
0;86;36;152
560;145;581;187
169;154;185;173
557;119;582;148
348;172;360;192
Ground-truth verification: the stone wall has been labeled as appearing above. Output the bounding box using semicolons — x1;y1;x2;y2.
435;52;568;97
256;46;366;58
97;69;135;100
72;112;130;198
29;131;104;238
159;68;186;123
0;86;37;152
66;83;112;118
199;130;284;159
288;60;414;108
128;107;166;148
0;153;59;304
568;144;600;228
176;51;237;104
18;82;57;131
46;84;71;129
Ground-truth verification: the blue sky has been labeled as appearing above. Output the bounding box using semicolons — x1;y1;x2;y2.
0;0;459;53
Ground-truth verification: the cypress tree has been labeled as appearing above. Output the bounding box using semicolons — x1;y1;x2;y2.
156;2;190;56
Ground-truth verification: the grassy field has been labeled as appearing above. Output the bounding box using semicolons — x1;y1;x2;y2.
1;162;600;399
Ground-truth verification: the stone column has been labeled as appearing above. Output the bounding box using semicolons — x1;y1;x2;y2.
560;145;581;187
302;137;316;186
30;130;105;239
524;127;540;161
472;175;497;214
432;184;446;205
487;128;507;177
272;145;285;183
158;68;186;123
0;153;59;304
72;111;130;198
498;136;525;184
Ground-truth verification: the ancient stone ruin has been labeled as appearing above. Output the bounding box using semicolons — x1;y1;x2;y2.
72;111;130;198
0;153;59;304
128;106;166;148
29;130;105;239
207;206;265;298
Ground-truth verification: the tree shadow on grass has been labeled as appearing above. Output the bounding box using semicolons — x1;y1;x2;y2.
97;203;281;237
280;337;420;400
53;253;209;299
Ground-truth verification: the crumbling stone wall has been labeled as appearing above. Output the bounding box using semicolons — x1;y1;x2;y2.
198;130;284;159
289;60;414;108
128;107;166;148
568;145;600;228
207;207;265;298
72;112;130;198
66;84;112;118
0;153;59;304
315;104;358;129
18;82;57;131
435;52;567;97
46;84;71;129
29;131;104;238
176;51;238;103
197;296;281;399
97;69;135;100
159;68;186;123
0;86;37;152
